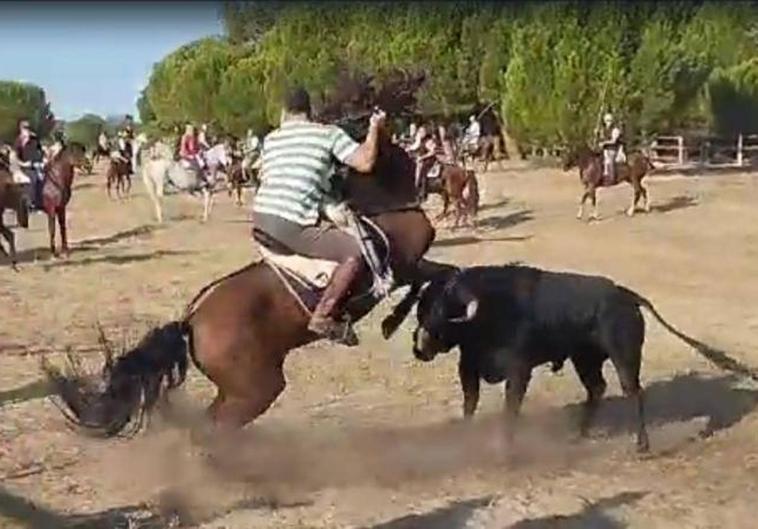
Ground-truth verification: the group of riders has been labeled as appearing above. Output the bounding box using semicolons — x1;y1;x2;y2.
2;89;626;349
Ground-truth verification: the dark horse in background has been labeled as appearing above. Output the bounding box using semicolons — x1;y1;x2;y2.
563;145;655;221
44;69;457;440
0;149;30;269
43;146;83;258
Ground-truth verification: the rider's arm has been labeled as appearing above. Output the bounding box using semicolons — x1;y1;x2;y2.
343;112;387;174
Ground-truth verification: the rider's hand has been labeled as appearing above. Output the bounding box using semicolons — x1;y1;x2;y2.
370;109;387;130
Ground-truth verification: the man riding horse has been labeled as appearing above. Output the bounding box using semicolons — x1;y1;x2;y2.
13;120;45;210
252;86;386;346
598;112;626;185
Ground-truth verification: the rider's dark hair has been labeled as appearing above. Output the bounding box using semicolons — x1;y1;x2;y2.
284;86;311;117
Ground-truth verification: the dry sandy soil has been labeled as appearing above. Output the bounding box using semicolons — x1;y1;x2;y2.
1;160;757;528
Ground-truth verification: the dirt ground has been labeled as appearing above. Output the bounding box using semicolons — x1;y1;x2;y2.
1;160;757;529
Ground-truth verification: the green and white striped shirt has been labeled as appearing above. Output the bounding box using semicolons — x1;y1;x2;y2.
252;120;360;226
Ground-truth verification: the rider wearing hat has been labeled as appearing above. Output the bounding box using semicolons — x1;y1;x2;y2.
251;86;386;346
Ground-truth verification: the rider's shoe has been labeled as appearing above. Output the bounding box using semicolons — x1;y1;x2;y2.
307;256;362;347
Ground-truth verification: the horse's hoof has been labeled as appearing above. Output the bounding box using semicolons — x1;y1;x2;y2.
626;208;635;217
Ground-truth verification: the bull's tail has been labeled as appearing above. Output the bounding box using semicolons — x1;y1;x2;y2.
43;320;192;437
620;286;758;381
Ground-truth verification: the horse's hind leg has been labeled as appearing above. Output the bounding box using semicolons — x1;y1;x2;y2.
58;209;70;258
0;223;18;270
641;183;651;213
47;213;58;258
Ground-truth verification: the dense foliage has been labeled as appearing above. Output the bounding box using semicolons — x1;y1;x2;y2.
135;1;758;147
0;81;56;143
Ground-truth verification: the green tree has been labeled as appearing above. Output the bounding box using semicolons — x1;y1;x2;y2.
65;114;106;147
0;81;55;142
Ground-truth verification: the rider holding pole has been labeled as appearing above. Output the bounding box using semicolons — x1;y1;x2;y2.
13;120;44;210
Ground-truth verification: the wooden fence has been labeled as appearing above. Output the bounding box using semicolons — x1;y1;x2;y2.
649;134;758;170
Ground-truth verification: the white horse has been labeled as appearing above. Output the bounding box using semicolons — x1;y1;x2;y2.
134;135;230;224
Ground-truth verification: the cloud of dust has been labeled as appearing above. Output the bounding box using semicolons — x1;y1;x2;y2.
84;394;620;524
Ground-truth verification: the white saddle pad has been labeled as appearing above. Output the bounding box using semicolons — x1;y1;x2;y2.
259;245;337;289
11;169;31;185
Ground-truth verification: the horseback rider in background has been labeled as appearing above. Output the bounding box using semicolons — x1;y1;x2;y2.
179;123;207;180
598;112;626;184
13;120;45;210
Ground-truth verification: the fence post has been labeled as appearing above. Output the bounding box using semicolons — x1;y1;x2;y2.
737;133;743;167
677;136;684;166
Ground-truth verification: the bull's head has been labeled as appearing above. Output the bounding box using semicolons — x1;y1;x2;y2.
412;274;479;362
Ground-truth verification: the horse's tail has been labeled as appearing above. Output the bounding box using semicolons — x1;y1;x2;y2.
43;320;191;438
619;286;758;381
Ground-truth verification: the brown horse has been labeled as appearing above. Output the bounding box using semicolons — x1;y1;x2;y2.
226;152;259;207
0;155;30;270
563;145;655;221
42;148;79;258
422;162;480;229
44;133;457;438
106;158;131;200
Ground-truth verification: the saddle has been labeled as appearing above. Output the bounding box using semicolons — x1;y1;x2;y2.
254;206;393;315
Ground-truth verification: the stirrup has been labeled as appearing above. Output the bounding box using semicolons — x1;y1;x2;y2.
308;316;359;347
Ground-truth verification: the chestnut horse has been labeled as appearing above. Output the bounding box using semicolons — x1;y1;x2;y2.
0;155;30;269
44;135;456;437
422;162;480;229
43;147;80;258
106;158;131;200
563;145;655;221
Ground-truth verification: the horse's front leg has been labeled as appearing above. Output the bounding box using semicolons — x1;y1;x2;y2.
627;183;641;217
201;188;212;223
577;190;589;220
0;224;18;271
47;212;58;258
589;187;601;221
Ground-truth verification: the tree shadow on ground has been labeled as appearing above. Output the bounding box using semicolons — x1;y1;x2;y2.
475;209;534;231
649;195;699;214
507;491;647;529
42;250;194;270
0;379;52;407
364;496;495;529
433;235;532;248
74;225;159;247
0;486;311;529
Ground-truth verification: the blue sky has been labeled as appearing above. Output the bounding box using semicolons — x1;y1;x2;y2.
0;1;223;121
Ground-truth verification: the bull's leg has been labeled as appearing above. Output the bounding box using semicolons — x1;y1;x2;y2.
570;354;607;438
503;364;532;443
458;356;481;419
603;315;649;452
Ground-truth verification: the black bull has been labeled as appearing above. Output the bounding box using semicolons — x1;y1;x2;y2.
385;264;758;452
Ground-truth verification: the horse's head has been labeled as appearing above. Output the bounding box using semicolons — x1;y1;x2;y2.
562;144;596;172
